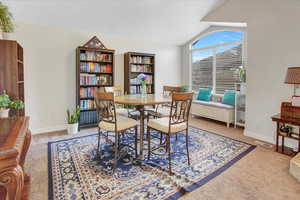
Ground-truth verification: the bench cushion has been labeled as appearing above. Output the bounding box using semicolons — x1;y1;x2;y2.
192;100;234;110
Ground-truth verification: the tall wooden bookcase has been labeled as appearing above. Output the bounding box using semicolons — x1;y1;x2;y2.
0;40;25;116
76;37;115;129
124;52;155;94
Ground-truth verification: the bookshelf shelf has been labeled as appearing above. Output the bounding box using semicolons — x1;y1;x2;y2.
124;52;155;95
76;37;115;129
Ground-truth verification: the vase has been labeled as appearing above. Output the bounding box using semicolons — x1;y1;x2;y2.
67;123;79;134
0;109;10;118
141;84;147;96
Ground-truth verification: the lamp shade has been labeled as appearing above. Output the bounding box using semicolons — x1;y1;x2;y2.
285;67;300;84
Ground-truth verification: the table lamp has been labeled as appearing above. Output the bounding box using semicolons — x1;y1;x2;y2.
284;67;300;95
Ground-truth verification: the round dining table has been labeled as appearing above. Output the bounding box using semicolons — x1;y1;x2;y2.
114;94;171;158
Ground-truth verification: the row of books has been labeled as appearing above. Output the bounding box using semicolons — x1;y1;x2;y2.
130;56;152;64
80;51;112;62
80;99;95;110
130;75;153;84
80;87;96;98
131;65;152;73
130;85;152;94
80;74;113;85
80;62;112;73
80;111;97;125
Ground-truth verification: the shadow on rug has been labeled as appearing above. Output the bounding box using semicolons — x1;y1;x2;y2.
48;126;255;200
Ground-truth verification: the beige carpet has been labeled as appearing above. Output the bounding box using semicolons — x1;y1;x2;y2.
26;117;300;200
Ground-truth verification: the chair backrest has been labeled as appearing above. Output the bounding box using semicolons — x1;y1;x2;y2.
105;86;123;97
169;92;194;127
163;86;182;97
95;92;117;125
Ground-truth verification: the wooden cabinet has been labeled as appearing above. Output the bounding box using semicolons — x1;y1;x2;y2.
0;117;31;200
124;52;155;95
0;40;25;116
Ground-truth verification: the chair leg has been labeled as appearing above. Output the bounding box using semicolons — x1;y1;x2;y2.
147;126;151;160
135;126;138;158
186;129;191;166
97;127;101;158
160;132;163;145
175;133;178;141
167;134;172;174
113;132;119;172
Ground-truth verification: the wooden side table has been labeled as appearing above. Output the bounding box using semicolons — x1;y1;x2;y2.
271;114;300;154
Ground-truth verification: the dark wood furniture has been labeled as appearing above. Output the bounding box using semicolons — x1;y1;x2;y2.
147;93;194;174
0;40;25;116
124;52;155;95
95;92;138;172
0;117;31;200
271;114;300;154
76;37;115;129
114;94;171;158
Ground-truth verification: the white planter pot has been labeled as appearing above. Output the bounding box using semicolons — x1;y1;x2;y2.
0;109;10;118
240;83;246;94
2;32;14;40
67;123;79;134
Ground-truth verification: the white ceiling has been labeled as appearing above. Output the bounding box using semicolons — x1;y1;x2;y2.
3;0;225;46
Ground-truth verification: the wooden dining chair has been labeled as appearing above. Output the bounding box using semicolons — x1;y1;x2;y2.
147;92;194;174
147;86;182;120
95;92;138;172
104;86;130;117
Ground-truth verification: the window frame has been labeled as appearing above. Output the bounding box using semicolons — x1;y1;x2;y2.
189;27;247;94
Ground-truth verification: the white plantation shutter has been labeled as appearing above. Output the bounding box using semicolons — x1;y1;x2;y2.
215;44;242;93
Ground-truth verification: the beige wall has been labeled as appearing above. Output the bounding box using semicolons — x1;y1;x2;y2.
201;0;300;148
13;23;181;134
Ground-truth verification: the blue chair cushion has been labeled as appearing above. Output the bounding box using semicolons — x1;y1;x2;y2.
197;88;212;102
222;90;236;106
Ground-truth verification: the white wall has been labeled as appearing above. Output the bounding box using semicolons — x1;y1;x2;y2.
200;0;300;147
13;23;181;134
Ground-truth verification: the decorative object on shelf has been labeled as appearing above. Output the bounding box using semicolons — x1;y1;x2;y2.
76;37;115;129
67;107;80;134
285;67;300;96
124;52;155;95
83;36;106;49
0;2;14;39
0;40;25;116
0;91;24;118
137;73;148;95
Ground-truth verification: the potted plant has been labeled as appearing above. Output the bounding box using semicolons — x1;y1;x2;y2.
0;2;14;39
0;91;24;117
66;107;80;134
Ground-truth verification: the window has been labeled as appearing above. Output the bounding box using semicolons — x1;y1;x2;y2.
191;30;244;94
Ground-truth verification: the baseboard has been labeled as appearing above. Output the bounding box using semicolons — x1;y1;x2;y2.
244;129;275;144
244;129;298;149
32;124;66;135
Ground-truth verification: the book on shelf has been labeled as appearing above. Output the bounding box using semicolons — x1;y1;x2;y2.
79;110;97;125
80;87;96;98
80;51;112;62
131;64;152;73
99;75;112;85
80;99;95;110
130;75;153;85
80;62;112;73
80;74;98;85
130;56;152;64
129;85;152;94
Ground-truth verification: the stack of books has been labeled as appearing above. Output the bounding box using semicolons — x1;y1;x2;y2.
79;111;97;125
80;74;99;85
99;75;112;85
130;56;152;64
80;63;112;73
80;51;112;62
129;85;152;94
131;65;152;72
129;75;153;85
80;99;95;110
80;87;96;98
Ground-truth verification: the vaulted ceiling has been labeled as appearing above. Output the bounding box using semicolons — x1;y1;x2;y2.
3;0;225;45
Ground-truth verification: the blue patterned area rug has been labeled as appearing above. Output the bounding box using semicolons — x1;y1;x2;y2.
48;126;255;200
